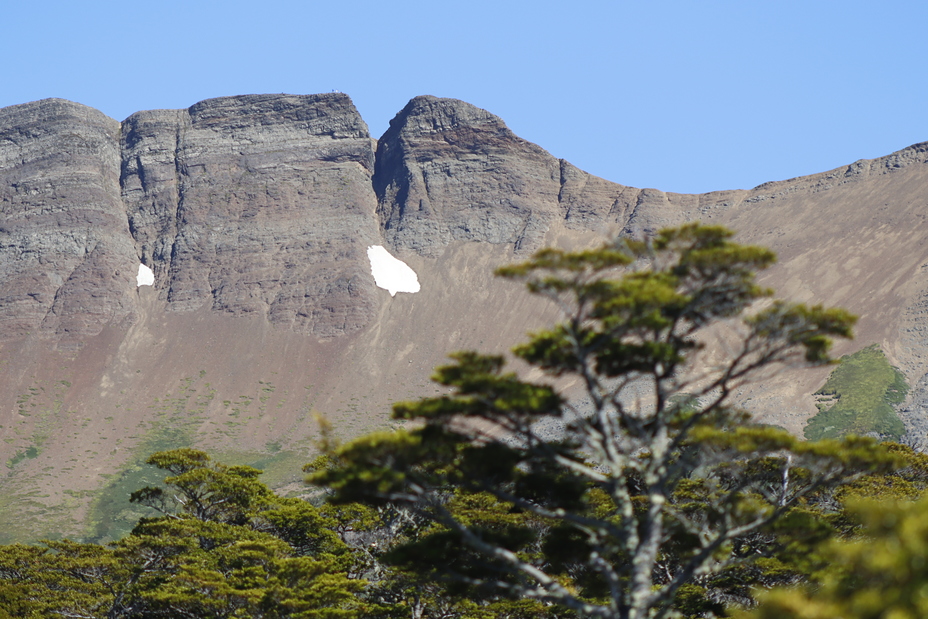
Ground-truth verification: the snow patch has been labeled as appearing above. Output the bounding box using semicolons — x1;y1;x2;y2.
367;246;420;297
136;263;154;287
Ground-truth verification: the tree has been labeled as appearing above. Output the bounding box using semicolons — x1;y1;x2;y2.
740;492;928;619
306;454;563;618
310;224;897;619
0;449;370;618
737;443;928;619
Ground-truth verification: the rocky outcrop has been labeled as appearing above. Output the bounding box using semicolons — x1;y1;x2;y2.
372;96;562;255
373;96;696;256
0;99;138;348
0;94;384;347
0;93;721;347
121;93;381;338
3;92;928;349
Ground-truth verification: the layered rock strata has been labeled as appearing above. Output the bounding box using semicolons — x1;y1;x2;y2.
2;93;698;347
121;93;381;337
0;99;138;349
373;95;693;256
0;94;384;346
3;92;928;363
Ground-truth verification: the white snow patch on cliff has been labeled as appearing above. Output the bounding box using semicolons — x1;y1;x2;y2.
367;246;420;297
137;263;155;287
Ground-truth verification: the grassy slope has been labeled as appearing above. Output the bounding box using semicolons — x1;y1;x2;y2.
804;344;907;441
84;374;319;543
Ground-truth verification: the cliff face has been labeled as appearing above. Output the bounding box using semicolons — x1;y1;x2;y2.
121;94;381;337
373;95;693;256
8;92;928;351
0;99;138;349
0;93;702;347
1;94;384;345
373;95;562;255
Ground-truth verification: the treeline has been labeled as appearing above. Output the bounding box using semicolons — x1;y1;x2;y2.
4;224;928;618
2;445;928;618
1;448;575;618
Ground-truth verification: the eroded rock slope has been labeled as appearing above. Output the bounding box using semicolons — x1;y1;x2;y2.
373;95;696;256
0;93;714;348
1;94;384;347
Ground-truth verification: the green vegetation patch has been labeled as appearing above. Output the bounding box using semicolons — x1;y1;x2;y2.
84;425;189;542
84;375;206;543
84;374;314;542
804;344;907;441
216;449;311;492
7;445;39;469
87;444;311;542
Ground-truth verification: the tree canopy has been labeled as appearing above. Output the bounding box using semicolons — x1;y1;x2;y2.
739;491;928;619
0;449;369;619
310;223;897;619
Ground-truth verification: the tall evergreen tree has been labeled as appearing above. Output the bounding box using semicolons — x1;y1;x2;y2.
311;224;897;619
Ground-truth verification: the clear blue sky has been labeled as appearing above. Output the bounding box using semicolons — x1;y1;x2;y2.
2;0;924;194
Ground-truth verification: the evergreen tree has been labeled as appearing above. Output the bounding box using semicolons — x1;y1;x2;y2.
741;492;928;619
310;224;897;619
0;449;369;618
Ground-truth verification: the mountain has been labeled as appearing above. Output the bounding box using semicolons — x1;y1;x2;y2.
1;92;927;542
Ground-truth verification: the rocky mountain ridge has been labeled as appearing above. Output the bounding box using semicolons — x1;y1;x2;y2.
5;93;788;349
8;93;928;349
2;92;928;541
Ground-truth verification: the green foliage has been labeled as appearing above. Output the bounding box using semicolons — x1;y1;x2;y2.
80;374;313;545
0;449;369;618
85;457;169;543
741;493;928;619
311;224;888;619
804;344;908;441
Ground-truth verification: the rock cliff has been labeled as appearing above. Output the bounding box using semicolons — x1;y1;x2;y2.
121;93;381;337
0;94;385;346
373;95;693;256
0;99;138;349
0;93;707;347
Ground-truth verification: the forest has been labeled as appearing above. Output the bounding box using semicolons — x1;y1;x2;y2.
2;224;924;619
